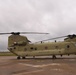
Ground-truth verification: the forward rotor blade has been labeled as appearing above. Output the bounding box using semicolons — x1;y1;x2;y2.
0;32;49;35
20;32;49;34
0;33;11;35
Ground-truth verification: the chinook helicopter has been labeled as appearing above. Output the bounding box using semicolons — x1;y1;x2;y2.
1;32;76;59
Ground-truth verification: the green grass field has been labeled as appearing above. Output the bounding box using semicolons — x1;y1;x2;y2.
0;52;16;56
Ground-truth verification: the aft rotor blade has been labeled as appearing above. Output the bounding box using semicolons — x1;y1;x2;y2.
35;35;67;43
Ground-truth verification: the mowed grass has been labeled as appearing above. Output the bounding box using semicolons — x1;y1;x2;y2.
0;52;16;56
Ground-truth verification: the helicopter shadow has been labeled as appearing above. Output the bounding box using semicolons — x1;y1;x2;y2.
21;56;76;60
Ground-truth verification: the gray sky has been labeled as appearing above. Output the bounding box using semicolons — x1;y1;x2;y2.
0;0;76;51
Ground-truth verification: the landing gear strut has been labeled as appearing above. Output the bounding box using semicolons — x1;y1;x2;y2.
52;55;56;59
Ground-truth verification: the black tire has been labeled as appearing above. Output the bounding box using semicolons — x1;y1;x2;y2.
22;57;26;59
52;55;56;59
17;56;21;59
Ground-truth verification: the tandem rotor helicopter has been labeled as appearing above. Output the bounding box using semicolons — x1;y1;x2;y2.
1;32;76;59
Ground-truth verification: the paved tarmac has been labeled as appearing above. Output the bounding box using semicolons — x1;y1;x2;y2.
0;56;76;75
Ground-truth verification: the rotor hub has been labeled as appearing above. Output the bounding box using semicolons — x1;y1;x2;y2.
11;32;20;35
68;34;76;39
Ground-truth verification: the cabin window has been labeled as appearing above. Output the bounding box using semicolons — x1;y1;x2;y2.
24;48;27;51
35;48;37;50
67;45;70;48
14;47;16;49
55;46;58;49
30;47;33;50
45;46;48;49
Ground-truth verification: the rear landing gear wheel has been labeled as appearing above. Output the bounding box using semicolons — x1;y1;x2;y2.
17;56;21;59
33;56;35;58
52;55;56;59
61;55;62;57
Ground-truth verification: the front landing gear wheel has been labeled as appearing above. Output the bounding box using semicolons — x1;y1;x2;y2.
52;55;56;59
22;57;26;59
17;56;21;59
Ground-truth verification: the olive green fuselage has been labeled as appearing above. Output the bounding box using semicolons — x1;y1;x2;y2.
8;35;76;57
9;42;76;57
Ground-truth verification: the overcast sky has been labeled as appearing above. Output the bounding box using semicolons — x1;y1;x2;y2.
0;0;76;51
